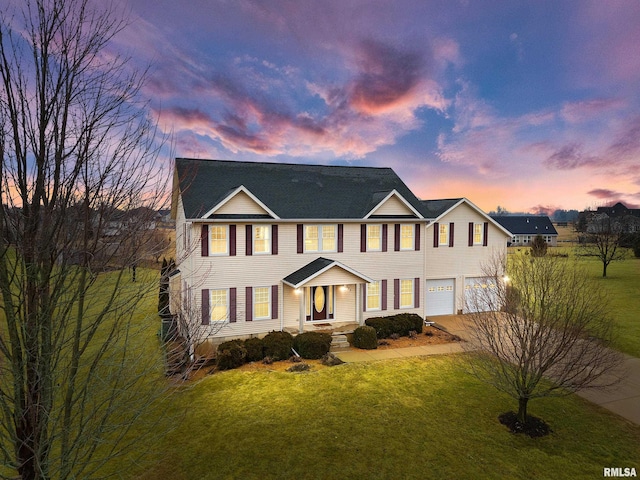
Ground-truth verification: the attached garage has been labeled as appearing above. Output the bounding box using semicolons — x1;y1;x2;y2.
464;277;499;313
425;279;455;316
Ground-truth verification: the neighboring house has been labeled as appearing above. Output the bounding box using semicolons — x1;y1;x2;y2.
583;202;640;234
490;215;558;247
170;158;512;343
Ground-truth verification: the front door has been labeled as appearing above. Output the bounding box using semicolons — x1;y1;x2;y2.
312;286;327;320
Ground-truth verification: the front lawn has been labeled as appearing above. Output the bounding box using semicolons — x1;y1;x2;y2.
580;255;640;357
127;356;640;480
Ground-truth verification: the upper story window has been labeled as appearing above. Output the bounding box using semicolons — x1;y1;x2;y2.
473;223;483;245
305;225;336;252
438;223;449;246
253;225;270;254
367;225;381;251
210;225;228;255
400;224;414;250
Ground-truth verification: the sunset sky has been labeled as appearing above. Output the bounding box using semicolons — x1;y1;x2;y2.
118;0;640;213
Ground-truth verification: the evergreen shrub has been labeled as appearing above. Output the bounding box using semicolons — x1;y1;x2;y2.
262;331;294;361
293;332;332;359
353;325;378;349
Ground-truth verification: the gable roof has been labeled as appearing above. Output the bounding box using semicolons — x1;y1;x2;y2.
173;158;428;220
419;199;463;218
490;215;558;236
282;257;373;288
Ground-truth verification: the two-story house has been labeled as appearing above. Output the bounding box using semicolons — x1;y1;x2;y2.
170;158;511;343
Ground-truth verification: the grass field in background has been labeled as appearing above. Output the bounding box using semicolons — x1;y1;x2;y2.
128;356;640;480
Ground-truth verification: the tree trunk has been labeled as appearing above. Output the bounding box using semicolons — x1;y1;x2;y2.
517;397;528;424
602;262;608;278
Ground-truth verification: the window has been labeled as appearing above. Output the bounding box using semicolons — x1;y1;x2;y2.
400;224;414;250
400;279;413;308
254;226;270;254
305;225;336;252
439;223;449;246
367;225;381;251
253;287;271;320
210;289;228;322
473;223;483;245
367;281;381;311
210;225;228;255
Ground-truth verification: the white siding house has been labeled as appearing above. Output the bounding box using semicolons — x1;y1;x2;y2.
170;159;511;343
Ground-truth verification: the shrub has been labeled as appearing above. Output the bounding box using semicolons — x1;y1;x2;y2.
353;325;378;349
293;332;332;359
365;313;424;338
262;331;294;361
244;337;265;362
216;340;246;370
530;235;548;257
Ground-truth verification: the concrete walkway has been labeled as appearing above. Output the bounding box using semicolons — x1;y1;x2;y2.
333;315;640;426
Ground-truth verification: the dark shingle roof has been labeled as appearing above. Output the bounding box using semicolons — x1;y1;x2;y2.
419;199;463;218
282;257;372;288
174;158;428;219
490;215;558;236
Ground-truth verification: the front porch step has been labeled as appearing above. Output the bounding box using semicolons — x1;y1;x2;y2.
330;334;350;350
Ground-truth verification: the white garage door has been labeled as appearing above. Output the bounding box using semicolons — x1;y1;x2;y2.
464;277;499;313
425;279;455;316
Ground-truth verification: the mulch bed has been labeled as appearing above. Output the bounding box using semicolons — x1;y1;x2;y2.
498;411;552;438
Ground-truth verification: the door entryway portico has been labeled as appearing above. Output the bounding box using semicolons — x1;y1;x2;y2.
283;257;373;333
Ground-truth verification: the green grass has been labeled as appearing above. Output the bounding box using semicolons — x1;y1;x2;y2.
127;356;640;480
574;254;640;357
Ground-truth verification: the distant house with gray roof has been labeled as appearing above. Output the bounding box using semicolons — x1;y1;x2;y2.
170;158;512;347
490;215;558;246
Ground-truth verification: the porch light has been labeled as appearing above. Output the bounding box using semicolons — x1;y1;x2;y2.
340;285;350;292
502;275;510;284
294;288;302;295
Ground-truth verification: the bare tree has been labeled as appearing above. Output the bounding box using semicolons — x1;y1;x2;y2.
0;1;170;478
581;215;628;277
464;253;623;430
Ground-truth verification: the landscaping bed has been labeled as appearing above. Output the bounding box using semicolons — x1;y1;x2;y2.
375;325;460;349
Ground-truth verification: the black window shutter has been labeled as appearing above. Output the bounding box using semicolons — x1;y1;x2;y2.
360;224;366;252
246;287;253;321
245;225;252;256
382;224;388;252
230;225;236;256
433;222;439;248
201;289;209;325
271;225;278;255
468;222;474;247
394;279;400;309
229;288;237;322
449;222;455;247
394;224;400;251
338;224;344;253
483;222;489;246
297;224;303;253
415;223;421;251
381;279;387;310
414;278;420;308
201;225;209;257
271;285;278;319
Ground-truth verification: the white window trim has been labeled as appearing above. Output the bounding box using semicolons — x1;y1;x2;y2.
400;224;414;251
253;225;271;255
438;224;449;246
400;279;414;309
253;286;271;320
366;281;381;311
473;223;484;245
209;225;229;256
210;288;229;323
304;224;337;253
367;224;382;252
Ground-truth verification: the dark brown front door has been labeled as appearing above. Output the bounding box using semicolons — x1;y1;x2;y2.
312;286;327;320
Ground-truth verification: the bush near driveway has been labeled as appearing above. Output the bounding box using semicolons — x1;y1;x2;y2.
365;313;423;338
293;332;332;359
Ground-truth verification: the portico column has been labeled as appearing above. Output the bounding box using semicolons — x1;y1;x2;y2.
298;288;305;333
355;283;362;325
